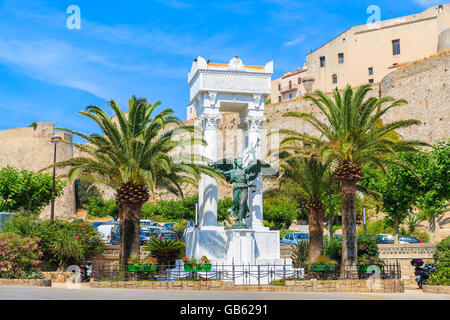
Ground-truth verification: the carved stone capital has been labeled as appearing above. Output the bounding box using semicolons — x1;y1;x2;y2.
243;116;266;131
200;113;222;130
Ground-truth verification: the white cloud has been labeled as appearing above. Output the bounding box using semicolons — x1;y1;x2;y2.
283;35;306;47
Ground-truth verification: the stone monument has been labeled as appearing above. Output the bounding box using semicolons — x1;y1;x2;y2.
184;56;290;269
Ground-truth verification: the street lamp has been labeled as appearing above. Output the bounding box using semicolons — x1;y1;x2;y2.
363;205;367;234
50;135;62;222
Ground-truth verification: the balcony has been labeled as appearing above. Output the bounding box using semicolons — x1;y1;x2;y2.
279;83;300;93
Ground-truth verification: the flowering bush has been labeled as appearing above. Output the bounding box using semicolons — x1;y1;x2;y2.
127;255;158;265
306;255;338;267
0;233;43;279
357;256;384;269
70;220;105;260
182;256;197;265
199;256;211;264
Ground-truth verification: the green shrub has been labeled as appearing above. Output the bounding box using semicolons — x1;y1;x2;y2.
357;235;379;259
0;233;43;279
290;240;309;268
263;197;300;229
75;180;101;210
84;197;118;219
2;214;104;268
357;219;394;235
324;238;342;262
144;239;185;267
427;236;450;286
0;166;65;214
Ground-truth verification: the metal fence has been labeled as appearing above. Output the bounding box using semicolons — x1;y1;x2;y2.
91;261;401;286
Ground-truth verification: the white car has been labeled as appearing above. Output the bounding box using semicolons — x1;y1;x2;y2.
96;224;116;244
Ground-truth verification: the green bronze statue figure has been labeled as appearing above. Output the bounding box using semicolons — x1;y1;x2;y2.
212;154;277;229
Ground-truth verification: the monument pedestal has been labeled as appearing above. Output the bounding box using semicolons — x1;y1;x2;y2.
185;227;288;265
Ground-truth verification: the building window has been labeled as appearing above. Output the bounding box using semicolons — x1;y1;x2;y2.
278;96;281;102
368;67;373;75
392;39;400;55
298;77;301;84
289;93;293;100
368;79;374;84
332;74;338;84
298;90;302;96
288;80;292;89
338;53;344;64
320;56;326;67
278;83;281;91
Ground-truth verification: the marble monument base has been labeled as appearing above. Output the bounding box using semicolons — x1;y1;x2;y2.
179;227;293;284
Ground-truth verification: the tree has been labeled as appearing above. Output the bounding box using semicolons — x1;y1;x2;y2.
44;96;217;271
361;157;419;243
278;85;427;269
270;153;333;262
413;141;450;242
0;166;65;214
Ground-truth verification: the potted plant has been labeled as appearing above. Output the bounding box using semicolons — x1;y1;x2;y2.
127;254;142;271
307;255;338;271
357;256;384;272
196;256;212;271
182;256;212;271
141;256;158;272
182;256;197;271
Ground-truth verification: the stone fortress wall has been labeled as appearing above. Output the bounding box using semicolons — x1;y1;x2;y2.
0;122;75;219
0;53;448;219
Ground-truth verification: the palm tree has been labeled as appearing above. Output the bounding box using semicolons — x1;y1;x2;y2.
44;96;216;270
270;152;333;262
278;85;427;270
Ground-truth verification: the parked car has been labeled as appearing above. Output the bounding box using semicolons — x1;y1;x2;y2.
360;234;394;244
156;230;179;241
96;224;116;244
162;222;176;230
280;232;309;245
91;222;104;229
0;212;15;231
110;225;147;246
399;236;422;244
140;220;154;229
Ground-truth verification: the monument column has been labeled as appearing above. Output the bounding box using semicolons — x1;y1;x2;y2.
244;115;267;230
198;112;222;229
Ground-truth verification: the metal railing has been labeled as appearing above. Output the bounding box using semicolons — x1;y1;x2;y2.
91;261;401;285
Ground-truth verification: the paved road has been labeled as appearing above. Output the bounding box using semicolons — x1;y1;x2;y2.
0;285;448;300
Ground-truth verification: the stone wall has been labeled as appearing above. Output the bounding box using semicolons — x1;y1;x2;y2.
0;122;75;219
0;53;448;215
0;278;51;287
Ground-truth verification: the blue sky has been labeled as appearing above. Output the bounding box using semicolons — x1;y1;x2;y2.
0;0;443;137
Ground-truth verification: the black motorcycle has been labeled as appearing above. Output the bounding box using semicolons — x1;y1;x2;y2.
410;258;437;289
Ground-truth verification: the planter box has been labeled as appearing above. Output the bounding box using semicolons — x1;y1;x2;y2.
128;264;158;272
184;264;212;271
309;264;336;271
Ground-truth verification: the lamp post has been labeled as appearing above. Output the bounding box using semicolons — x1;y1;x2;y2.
50;136;62;222
363;205;367;234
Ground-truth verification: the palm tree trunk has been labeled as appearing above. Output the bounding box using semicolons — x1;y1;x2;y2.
308;203;325;262
118;202;142;272
340;179;358;273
